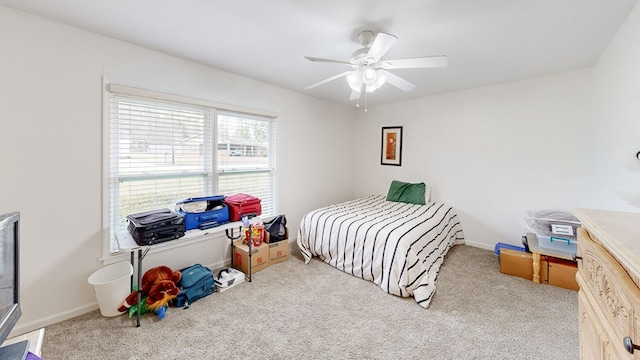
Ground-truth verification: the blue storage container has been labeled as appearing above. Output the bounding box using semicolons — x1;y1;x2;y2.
176;195;230;230
494;242;527;256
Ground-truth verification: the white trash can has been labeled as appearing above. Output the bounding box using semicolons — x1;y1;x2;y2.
88;261;133;317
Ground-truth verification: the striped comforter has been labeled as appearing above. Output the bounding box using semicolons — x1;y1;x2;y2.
297;195;465;308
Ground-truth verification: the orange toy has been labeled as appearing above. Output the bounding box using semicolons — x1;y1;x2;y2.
118;265;182;313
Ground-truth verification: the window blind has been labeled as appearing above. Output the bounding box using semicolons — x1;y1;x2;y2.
106;88;276;254
217;112;276;217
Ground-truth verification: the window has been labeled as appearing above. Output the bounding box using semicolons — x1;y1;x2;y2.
105;86;276;254
216;112;275;216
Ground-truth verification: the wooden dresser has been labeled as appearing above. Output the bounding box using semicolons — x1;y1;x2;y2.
573;208;640;359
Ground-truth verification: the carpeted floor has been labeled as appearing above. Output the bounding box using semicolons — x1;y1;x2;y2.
40;244;578;360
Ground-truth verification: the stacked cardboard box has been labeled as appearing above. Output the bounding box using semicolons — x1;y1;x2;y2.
233;226;289;275
499;248;535;280
499;248;578;291
233;239;270;275
265;227;289;265
539;256;579;291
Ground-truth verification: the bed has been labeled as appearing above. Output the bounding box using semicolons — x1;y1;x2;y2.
297;194;465;308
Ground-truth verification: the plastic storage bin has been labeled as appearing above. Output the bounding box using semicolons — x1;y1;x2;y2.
521;210;581;240
537;234;577;254
87;261;133;317
494;242;527;256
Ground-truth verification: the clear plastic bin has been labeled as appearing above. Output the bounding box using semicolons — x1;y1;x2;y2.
537;234;577;254
521;210;581;239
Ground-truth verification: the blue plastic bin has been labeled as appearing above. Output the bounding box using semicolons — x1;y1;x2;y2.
494;242;527;256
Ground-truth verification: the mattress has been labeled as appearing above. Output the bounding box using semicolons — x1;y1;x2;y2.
297;195;465;308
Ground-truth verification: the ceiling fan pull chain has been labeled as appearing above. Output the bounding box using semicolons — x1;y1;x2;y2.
364;92;368;112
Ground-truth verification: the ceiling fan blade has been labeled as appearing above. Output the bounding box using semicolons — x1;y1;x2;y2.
381;70;416;92
381;55;448;69
366;32;397;62
304;56;352;66
305;71;352;90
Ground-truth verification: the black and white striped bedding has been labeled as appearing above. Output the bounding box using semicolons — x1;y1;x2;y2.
297;195;465;308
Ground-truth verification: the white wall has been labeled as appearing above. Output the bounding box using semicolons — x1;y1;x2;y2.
4;0;640;336
0;6;355;334
352;0;640;249
591;2;640;210
353;70;594;249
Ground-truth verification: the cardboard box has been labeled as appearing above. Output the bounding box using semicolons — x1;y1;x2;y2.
264;226;289;265
233;239;269;275
539;256;579;291
268;240;289;265
499;248;534;280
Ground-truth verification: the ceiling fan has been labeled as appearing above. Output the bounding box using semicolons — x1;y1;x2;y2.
304;30;448;102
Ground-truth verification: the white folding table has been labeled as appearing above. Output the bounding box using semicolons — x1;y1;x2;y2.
116;218;261;326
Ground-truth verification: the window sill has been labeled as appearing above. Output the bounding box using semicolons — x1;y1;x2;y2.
103;217;267;265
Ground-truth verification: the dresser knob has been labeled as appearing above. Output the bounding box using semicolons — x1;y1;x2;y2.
572;253;582;262
624;336;640;354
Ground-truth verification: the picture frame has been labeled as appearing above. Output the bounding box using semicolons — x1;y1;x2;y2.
381;126;402;166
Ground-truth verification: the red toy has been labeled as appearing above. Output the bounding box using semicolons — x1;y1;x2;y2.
118;265;182;313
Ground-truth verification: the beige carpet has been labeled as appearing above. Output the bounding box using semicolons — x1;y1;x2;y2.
40;244;578;360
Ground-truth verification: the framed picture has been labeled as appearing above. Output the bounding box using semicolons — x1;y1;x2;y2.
381;126;402;166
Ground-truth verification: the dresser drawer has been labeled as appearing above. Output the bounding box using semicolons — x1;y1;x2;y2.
577;227;640;357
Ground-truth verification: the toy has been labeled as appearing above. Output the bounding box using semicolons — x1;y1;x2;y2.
124;282;180;319
118;265;182;319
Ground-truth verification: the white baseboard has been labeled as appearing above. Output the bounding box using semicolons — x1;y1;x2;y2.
12;303;97;338
10;235;336;337
458;239;494;251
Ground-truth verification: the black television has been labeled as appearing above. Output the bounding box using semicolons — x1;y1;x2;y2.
0;212;28;360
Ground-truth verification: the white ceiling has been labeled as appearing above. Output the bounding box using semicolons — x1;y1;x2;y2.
1;0;637;107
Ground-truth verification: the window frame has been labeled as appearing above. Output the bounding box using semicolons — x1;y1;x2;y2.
102;81;278;262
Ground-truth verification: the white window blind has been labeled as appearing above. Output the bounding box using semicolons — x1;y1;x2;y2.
216;112;275;217
106;88;276;254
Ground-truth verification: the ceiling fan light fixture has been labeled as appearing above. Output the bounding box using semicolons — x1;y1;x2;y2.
362;66;377;85
362;66;387;93
346;70;362;92
375;70;387;88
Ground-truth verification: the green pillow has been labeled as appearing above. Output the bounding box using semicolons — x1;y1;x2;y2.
386;180;426;205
